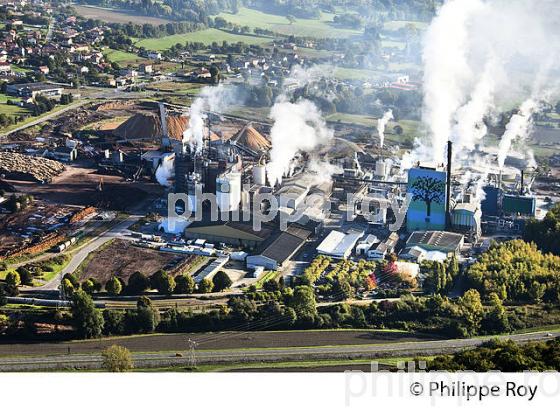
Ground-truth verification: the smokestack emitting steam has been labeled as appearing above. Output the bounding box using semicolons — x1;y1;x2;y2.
183;85;236;152
377;110;393;148
497;99;538;169
446;140;452;229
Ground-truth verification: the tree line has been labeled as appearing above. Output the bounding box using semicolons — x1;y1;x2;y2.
424;337;560;371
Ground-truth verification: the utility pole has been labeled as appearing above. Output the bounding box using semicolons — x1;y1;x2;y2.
186;338;198;369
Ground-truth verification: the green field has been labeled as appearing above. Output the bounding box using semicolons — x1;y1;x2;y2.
10;65;32;74
145;81;204;94
135;28;271;51
0;94;28;116
381;39;406;50
383;20;429;31
327;112;378;127
103;49;149;65
326;113;420;147
217;7;362;38
333;67;386;81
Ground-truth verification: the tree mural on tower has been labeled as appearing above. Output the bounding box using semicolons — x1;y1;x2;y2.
410;176;446;217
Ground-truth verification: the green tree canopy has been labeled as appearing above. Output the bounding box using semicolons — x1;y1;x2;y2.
101;345;133;372
198;278;214;293
106;276;123;296
175;274;196;294
71;290;104;339
212;271;232;292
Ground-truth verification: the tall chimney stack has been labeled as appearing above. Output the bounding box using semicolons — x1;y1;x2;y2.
446;140;452;230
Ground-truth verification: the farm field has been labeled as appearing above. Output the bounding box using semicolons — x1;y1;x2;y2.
103;49;150;65
73;5;172;25
327;112;378;127
217;7;362;38
145;81;204;94
135;28;271;51
0;94;28;116
381;39;406;50
333;67;387;81
0;329;432;357
383;19;429;31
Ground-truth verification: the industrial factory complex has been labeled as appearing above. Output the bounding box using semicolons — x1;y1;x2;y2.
0;95;548;297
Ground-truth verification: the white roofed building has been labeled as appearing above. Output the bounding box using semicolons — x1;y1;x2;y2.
316;229;364;259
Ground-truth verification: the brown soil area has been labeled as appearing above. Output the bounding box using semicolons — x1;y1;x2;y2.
79;239;185;284
9;165;162;211
0;330;432;357
113;112;189;142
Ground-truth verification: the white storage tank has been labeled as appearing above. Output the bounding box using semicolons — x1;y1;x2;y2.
253;164;266;186
375;160;386;178
216;172;241;212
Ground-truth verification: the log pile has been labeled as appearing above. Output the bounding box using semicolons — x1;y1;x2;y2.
0;152;65;182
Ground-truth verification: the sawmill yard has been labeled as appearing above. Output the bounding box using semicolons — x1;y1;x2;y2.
8;165;159;210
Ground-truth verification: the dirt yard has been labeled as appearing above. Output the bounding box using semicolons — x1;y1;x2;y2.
78;239;185;284
10;165;162;211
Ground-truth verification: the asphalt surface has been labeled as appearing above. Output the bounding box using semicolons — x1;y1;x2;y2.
0;330;558;371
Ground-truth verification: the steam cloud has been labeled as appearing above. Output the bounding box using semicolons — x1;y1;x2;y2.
377;110;394;148
183;85;236;151
497;99;539;169
155;153;175;187
267;96;334;187
266;66;339;187
418;0;560;168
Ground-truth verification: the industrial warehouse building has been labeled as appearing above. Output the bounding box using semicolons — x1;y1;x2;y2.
184;220;274;249
246;224;312;270
404;230;464;258
6;82;64;99
316;229;364;259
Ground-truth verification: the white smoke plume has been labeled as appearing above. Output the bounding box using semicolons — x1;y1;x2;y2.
265;65;339;187
183;85;237;152
307;157;343;186
155;153;175;187
377;110;394;148
267;97;334;187
287;64;335;88
497;99;539;169
418;0;560;166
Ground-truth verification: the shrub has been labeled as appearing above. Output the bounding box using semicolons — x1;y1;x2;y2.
101;345;133;372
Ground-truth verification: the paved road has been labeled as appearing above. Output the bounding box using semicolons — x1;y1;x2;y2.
38;215;141;291
0;101;88;138
0;331;558;371
0;87;154;139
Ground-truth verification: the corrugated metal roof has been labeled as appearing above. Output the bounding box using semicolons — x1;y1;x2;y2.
406;230;463;252
258;224;312;264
